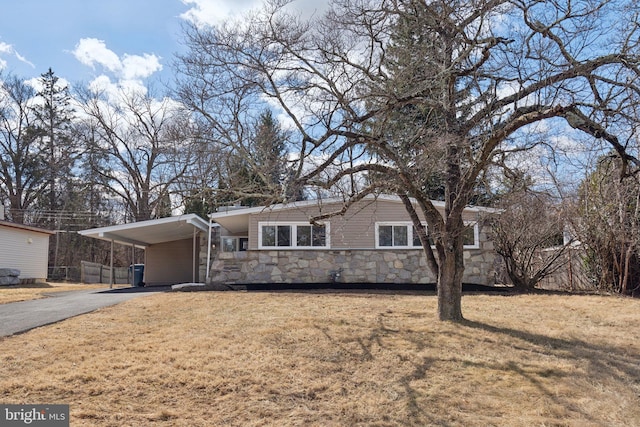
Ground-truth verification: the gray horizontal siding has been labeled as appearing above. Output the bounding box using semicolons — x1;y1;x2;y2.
248;198;484;250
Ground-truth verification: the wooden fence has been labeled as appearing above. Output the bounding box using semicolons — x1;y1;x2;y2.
80;261;130;285
536;247;593;291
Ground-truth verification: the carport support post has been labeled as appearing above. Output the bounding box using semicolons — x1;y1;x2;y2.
131;244;135;288
109;239;114;289
206;218;212;283
192;228;197;283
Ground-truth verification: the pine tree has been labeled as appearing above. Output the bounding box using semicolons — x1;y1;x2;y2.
222;109;301;207
32;68;77;223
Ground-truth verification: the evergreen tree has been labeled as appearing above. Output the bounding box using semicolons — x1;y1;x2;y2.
32;68;77;223
221;109;301;207
183;188;215;220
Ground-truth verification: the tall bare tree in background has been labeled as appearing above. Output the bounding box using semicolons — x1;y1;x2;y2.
178;0;640;321
0;73;47;224
78;87;198;222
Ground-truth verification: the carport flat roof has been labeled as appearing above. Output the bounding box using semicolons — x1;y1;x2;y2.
78;214;210;248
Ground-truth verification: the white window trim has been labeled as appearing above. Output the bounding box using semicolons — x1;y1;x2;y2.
463;221;480;250
374;221;480;249
258;221;331;250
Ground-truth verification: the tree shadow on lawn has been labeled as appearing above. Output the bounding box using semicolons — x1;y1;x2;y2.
460;319;640;419
445;319;638;423
461;318;640;385
313;310;640;425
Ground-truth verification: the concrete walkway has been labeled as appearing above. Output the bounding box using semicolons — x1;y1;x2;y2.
0;286;169;337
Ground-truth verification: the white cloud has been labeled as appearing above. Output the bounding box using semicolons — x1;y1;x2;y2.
88;74;116;93
73;38;122;73
180;0;259;27
72;38;162;84
121;53;162;80
0;41;35;70
88;74;148;100
179;0;327;27
0;42;13;55
72;38;163;98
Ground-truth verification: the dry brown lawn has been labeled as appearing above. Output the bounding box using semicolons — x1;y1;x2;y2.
0;282;126;304
1;290;639;426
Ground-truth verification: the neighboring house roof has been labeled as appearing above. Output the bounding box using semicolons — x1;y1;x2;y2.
78;214;210;248
209;194;499;234
0;220;56;235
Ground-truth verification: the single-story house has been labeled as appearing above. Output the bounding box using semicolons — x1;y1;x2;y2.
208;195;499;286
78;214;210;286
0;217;55;283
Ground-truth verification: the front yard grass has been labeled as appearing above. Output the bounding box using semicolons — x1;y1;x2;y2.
1;291;639;426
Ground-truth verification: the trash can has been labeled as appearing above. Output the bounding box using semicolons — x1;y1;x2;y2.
129;264;145;287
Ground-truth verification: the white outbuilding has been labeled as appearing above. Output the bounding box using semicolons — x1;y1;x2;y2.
0;218;55;284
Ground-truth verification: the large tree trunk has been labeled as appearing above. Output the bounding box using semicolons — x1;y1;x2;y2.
437;219;465;322
8;195;25;224
437;249;464;321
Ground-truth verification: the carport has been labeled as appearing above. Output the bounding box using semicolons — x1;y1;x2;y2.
78;214;210;287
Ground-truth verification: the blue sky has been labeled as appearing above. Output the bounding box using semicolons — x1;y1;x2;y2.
0;0;319;91
1;0;185;86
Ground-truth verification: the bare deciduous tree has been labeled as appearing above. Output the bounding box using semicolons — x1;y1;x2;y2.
78;87;198;221
0;73;47;224
178;0;640;321
491;178;570;290
573;156;640;295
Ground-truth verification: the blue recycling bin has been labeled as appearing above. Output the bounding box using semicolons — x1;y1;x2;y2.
129;264;145;287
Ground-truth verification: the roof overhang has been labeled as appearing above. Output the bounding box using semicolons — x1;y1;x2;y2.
209;208;261;234
0;220;56;235
78;214;210;248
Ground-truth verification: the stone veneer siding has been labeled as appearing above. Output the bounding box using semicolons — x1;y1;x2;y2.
209;247;496;286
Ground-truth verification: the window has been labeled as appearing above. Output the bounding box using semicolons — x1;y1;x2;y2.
277;226;291;247
221;237;237;252
376;223;420;249
378;225;408;247
412;225;432;247
259;222;329;249
262;225;276;247
462;222;479;248
296;225;326;247
221;237;249;252
376;222;479;249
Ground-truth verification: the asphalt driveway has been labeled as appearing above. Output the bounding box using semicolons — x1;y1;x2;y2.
0;286;170;337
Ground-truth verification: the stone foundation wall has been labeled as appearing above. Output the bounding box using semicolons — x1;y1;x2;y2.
209;248;497;286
